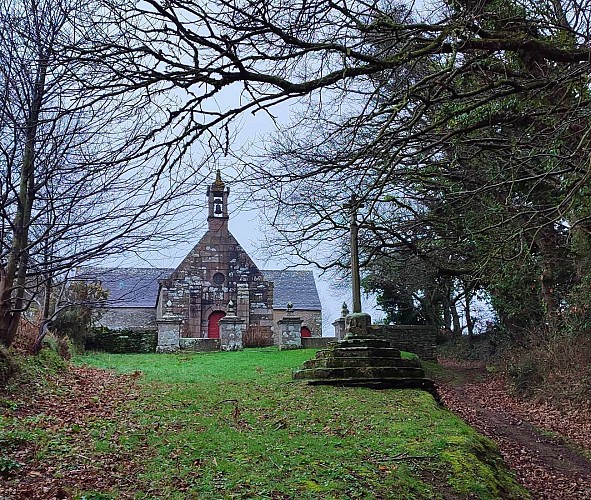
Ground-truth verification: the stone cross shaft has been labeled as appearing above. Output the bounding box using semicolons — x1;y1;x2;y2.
344;194;364;314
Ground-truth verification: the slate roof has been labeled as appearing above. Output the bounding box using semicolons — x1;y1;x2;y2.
75;267;321;311
262;270;322;311
75;267;173;308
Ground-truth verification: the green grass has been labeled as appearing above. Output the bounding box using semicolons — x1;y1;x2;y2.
77;348;316;383
3;348;528;499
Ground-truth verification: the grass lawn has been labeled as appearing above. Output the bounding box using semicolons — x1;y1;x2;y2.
2;348;527;499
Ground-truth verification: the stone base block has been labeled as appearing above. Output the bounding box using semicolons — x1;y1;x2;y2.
156;344;179;353
279;343;303;350
301;337;337;349
221;343;243;351
302;356;420;370
180;338;220;351
344;313;372;339
278;316;303;350
306;377;436;392
219;316;245;351
156;318;181;353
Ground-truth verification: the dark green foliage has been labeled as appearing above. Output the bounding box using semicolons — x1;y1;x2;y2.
373;284;429;325
86;328;157;354
51;308;95;352
487;256;545;337
0;430;29;477
566;224;591;332
362;252;443;326
51;282;109;351
0;456;21;477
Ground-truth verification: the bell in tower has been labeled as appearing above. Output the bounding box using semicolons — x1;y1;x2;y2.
207;169;230;231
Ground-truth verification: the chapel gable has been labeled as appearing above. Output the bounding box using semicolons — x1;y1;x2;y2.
157;171;274;338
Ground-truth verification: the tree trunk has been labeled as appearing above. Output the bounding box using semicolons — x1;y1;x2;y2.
535;226;563;321
42;275;52;321
451;302;462;337
463;281;475;338
464;292;474;338
441;281;453;337
0;51;48;347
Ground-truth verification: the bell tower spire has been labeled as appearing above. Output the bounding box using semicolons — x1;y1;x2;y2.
206;170;230;232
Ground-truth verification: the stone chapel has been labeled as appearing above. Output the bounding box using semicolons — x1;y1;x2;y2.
79;172;323;347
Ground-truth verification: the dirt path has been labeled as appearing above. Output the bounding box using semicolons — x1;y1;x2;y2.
434;359;591;499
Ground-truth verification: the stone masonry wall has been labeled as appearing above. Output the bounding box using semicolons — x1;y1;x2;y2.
272;309;322;343
97;307;157;331
302;337;336;349
179;338;220;351
160;227;273;338
370;325;437;360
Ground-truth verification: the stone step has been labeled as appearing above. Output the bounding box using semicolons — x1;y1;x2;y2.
293;366;425;381
316;347;402;359
302;356;420;370
334;337;393;349
305;377;437;393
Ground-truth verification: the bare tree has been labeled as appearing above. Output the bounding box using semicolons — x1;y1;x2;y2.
83;0;591;332
0;0;218;347
88;0;591;231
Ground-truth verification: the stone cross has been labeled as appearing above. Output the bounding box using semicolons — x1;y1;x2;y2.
344;194;364;314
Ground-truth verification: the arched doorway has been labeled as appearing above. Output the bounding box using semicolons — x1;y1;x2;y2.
208;311;226;339
300;326;312;338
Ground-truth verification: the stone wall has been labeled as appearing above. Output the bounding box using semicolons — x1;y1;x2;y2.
97;307;157;330
370;325;437;360
302;337;336;349
179;338;220;351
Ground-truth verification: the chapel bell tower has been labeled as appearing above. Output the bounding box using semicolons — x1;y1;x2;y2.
207;169;230;232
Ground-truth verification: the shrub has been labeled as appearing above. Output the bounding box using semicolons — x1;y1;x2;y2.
12;318;39;354
505;351;544;396
51;281;109;351
86;328;157;353
51;307;96;352
42;332;72;360
437;327;512;363
504;328;591;402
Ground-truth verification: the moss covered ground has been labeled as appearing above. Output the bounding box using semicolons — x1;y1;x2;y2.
0;348;528;499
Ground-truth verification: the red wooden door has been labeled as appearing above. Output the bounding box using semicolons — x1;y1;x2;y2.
300;326;312;338
208;311;226;339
